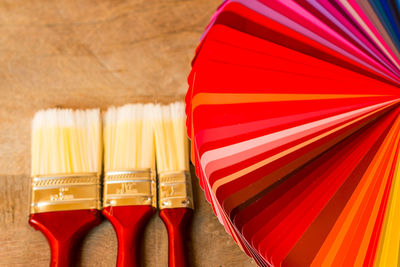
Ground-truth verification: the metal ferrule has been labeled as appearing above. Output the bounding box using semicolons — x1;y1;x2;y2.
103;169;156;208
158;171;194;210
30;173;101;214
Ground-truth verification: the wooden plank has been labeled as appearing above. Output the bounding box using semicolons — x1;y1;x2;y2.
0;0;255;266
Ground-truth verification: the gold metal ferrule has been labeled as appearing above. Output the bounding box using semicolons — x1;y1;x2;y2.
30;173;101;214
158;171;194;210
103;169;156;208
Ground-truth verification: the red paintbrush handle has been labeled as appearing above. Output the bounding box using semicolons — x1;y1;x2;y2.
29;209;102;267
102;205;155;267
159;208;193;267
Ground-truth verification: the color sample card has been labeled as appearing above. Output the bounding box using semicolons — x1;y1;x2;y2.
186;1;400;266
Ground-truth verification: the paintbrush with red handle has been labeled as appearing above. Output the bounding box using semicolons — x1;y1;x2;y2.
102;104;157;267
29;108;102;267
154;102;194;267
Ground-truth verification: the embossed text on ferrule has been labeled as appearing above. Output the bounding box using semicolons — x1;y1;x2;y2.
30;173;101;214
103;169;156;207
158;171;194;210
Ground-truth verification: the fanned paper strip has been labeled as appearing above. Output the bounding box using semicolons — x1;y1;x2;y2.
186;1;400;266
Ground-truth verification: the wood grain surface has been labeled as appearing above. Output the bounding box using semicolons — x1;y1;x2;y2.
0;1;256;266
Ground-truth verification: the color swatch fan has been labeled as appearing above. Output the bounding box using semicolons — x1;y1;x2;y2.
186;1;400;266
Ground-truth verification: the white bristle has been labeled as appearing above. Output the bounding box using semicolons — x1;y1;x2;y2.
31;108;101;176
103;103;156;172
153;102;189;173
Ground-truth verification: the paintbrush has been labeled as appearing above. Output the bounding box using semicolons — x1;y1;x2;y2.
29;108;102;267
102;104;157;267
154;102;194;267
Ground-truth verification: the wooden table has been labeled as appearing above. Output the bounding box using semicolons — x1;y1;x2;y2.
0;1;255;266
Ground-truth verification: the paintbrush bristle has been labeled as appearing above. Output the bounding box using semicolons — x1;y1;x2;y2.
103;104;155;172
31;108;101;176
153;102;189;173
